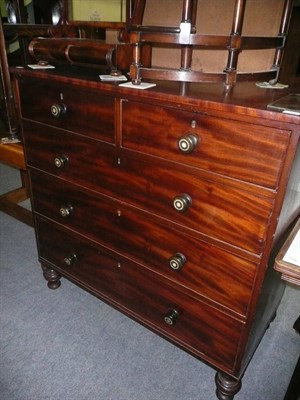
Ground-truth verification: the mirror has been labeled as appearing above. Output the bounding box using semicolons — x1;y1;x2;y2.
0;0;63;25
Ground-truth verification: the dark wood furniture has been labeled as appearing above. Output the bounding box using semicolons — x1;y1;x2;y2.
275;218;300;400
11;64;300;399
0;14;32;226
0;134;33;226
275;217;300;285
280;3;300;86
128;0;294;90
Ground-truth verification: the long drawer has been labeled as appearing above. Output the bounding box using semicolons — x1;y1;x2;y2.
36;217;243;372
25;122;274;255
31;170;257;317
121;100;290;189
18;77;115;143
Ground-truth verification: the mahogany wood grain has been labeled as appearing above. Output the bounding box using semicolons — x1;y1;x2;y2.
121;100;290;189
275;218;300;284
12;66;300;399
25;121;274;255
10;67;300;124
18;78;115;143
30;169;256;318
0;139;33;226
36;216;243;373
0;142;26;170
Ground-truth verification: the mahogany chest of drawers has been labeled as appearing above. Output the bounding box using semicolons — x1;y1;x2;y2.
12;67;300;399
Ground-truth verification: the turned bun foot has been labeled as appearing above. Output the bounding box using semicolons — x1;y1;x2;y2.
41;264;61;290
47;279;61;290
215;372;242;400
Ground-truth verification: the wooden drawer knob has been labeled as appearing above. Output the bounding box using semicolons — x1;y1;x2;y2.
178;134;199;153
169;253;187;271
64;253;77;266
59;204;74;218
54;154;68;169
51;103;67;118
173;193;192;212
164;309;179;326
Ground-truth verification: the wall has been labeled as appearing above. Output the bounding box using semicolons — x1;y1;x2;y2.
0;0;5;16
71;0;126;22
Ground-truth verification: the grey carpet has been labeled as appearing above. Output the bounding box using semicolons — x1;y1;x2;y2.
0;164;299;400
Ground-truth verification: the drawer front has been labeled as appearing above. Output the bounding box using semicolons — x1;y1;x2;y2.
117;255;242;372
25;121;273;255
31;170;257;316
121;100;290;188
36;217;242;372
36;217;123;301
19;77;115;143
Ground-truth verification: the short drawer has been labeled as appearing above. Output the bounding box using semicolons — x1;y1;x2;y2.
31;170;257;317
25;122;274;255
121;100;290;189
18;77;115;143
36;217;242;372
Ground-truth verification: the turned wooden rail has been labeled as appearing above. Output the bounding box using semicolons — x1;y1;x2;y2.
128;0;295;90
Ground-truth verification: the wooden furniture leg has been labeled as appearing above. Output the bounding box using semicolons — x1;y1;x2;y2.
41;264;62;290
215;372;242;400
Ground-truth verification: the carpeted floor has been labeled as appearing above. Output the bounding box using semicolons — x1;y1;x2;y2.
0;163;299;400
